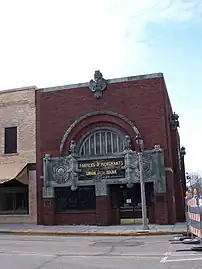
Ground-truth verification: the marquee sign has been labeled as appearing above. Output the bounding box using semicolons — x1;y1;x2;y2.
78;158;125;180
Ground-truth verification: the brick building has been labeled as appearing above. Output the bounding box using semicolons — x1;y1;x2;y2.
36;71;186;226
0;87;37;223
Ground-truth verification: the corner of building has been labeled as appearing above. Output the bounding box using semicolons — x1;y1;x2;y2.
161;78;185;224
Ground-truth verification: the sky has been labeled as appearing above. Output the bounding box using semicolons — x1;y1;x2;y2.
0;0;201;174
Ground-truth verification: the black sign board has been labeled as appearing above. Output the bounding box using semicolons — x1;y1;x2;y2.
78;158;125;180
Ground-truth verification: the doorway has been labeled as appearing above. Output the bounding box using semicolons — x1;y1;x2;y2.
110;183;154;224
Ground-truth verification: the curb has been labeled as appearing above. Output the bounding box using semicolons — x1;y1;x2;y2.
0;230;186;236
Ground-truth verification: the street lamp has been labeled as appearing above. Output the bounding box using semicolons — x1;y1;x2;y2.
136;133;150;230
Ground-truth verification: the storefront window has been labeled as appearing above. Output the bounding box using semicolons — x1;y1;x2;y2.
0;189;28;215
79;129;125;157
55;186;96;212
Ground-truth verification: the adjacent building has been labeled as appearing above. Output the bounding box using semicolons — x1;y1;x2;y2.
36;71;186;226
0;87;37;223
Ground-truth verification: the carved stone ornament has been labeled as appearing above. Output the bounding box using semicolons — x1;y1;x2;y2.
153;144;162;152
88;70;107;99
180;146;186;157
50;140;81;190
67;155;80;191
123;150;139;184
170;112;180;130
69;140;77;156
178;148;181;169
140;151;155;180
126;183;134;188
123;150;156;185
124;135;132;151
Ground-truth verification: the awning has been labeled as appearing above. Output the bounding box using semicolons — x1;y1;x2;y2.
0;163;28;184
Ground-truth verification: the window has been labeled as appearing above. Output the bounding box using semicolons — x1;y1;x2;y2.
55;186;96;212
0;189;28;215
3;193;28;212
4;127;17;154
79;129;125;157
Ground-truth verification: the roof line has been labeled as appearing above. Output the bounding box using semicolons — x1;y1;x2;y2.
40;72;164;93
0;86;37;95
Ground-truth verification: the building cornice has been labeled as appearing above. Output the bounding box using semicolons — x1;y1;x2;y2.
0;86;37;95
40;72;163;93
0;73;164;94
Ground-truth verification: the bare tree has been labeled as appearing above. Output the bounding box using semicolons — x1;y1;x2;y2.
186;172;202;193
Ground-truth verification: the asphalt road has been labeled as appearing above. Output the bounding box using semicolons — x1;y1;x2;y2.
0;234;202;268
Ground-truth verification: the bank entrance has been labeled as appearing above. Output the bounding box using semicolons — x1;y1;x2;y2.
54;183;154;225
110;182;154;224
43;128;167;226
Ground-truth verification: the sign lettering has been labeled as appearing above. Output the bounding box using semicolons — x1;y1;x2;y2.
78;160;124;169
78;158;125;180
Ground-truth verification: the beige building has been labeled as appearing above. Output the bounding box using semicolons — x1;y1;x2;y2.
0;87;37;223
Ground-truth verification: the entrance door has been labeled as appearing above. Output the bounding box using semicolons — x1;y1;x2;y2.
110;183;154;224
110;184;141;223
119;184;141;220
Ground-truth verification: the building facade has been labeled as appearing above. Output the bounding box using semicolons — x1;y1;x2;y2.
0;87;37;223
36;71;186;226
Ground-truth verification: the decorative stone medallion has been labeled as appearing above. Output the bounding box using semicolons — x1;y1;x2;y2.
88;70;107;99
52;159;70;184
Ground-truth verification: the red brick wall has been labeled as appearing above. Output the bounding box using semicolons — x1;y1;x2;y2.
43;198;55;225
96;196;111;225
181;157;186;210
154;193;168;224
36;75;179;225
55;212;96;225
37;78;169;153
111;209;120;225
162;83;185;222
164;171;176;224
161;84;176;224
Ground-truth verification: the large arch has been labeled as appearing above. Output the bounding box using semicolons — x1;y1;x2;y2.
78;126;126;157
59;111;140;155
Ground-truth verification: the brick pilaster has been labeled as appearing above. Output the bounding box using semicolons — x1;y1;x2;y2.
43;198;55;225
154;193;168;225
96;196;111;225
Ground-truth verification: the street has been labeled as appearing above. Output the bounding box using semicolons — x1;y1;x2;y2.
0;234;202;268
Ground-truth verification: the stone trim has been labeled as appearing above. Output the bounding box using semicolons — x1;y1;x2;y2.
59;110;140;154
43;186;55;198
0;86;37;95
50;176;157;188
165;167;173;173
95;182;108;196
40;73;163;93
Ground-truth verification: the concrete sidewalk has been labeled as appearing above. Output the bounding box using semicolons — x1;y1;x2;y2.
0;222;187;236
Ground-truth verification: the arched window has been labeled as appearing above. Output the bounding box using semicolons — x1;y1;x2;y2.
79;128;125;157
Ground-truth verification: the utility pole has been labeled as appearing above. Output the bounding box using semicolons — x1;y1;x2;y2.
136;134;150;230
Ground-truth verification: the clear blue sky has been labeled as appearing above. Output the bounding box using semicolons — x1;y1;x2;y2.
145;20;202;174
0;0;201;173
147;21;201;107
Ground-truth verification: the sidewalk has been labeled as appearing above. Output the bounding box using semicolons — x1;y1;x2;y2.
0;222;187;236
